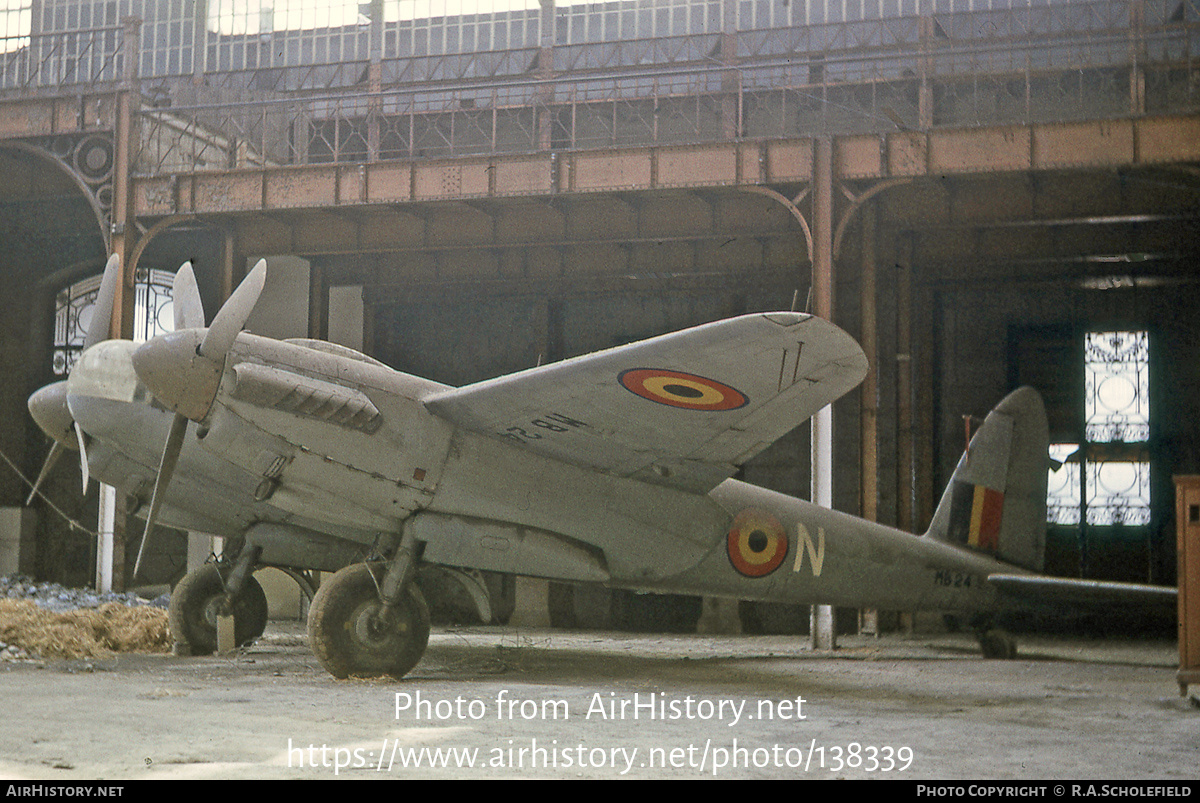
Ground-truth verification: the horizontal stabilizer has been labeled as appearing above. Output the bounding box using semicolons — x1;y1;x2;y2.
988;573;1176;616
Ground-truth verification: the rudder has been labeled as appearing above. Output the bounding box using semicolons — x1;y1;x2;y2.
925;387;1049;572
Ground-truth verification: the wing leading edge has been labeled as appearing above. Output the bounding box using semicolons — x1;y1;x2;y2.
423;312;868;494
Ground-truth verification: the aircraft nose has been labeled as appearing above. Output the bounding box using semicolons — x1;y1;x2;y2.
28;380;77;446
132;329;224;422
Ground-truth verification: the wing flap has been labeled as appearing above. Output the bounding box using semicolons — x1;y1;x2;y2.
424;312;868;494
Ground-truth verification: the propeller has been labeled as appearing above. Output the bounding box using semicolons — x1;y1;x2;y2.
131;259;268;578
200;258;266;361
26;441;66;506
172;261;206;330
84;253;122;351
75;253;121;493
74;422;91;494
26;380;77;503
131;258;267;422
132;410;186;578
26;253;122;503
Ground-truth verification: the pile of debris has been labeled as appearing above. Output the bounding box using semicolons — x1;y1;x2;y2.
1;574;167;612
0;575;172;661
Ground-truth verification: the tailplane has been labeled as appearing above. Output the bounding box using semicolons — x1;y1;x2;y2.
925;387;1049;572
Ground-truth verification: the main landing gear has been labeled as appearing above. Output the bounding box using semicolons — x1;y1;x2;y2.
169;553;269;655
308;530;430;679
308;563;430;679
978;629;1018;659
971;615;1018;660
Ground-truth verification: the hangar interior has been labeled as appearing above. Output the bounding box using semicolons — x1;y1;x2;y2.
0;0;1197;637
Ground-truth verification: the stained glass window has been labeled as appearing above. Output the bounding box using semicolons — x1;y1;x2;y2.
1086;460;1151;526
1047;443;1081;526
53;267;177;375
1085;331;1150;443
1045;329;1151;528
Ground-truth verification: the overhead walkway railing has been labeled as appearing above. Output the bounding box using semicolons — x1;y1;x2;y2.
134;14;1200;175
0;1;1195;172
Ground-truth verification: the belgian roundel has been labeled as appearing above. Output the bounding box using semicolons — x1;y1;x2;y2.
618;368;748;411
727;509;788;578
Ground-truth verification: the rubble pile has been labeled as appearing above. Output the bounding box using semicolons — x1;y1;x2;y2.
1;574;167;612
0;575;172;661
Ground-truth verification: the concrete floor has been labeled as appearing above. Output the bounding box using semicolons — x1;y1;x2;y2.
0;620;1195;780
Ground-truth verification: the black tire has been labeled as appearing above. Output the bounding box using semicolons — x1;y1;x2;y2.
979;628;1018;659
308;563;430;679
168;565;269;655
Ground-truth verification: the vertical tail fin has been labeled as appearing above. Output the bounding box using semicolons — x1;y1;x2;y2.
925;387;1049;572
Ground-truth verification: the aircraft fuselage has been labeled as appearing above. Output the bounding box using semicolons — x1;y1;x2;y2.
65;332;1021;617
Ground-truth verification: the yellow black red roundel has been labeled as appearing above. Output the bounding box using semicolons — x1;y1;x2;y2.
618;368;748;411
727;509;788;578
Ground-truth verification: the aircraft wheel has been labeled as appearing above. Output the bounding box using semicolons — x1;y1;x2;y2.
169;564;269;655
979;628;1018;659
308;563;430;679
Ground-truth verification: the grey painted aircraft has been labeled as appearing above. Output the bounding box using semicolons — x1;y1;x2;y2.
27;256;1175;678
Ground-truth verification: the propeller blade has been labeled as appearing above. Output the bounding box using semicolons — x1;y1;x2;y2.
83;253;122;351
26;441;67;506
74;421;90;494
172;261;206;331
199;258;267;361
133;412;188;579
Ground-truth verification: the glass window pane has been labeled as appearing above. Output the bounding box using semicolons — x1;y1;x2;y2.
54;269;178;375
1085;331;1150;442
1047;444;1081;525
1086;461;1151;526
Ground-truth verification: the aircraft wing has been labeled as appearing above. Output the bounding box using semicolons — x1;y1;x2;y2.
987;574;1177;615
423;312;868;493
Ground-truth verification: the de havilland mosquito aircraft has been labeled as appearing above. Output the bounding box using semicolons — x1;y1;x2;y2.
27;255;1175;679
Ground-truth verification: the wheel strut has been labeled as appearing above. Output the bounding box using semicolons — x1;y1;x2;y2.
221;545;262;613
970;614;1018;659
376;528;420;623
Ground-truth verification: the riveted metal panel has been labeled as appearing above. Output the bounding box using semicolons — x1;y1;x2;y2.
492;155;553;196
366;162;412;203
1033;121;1134;169
836;135;884;179
929;126;1032;174
738;143;765;184
136;176;175;216
191;171;262;214
338;165;365;204
265;166;337;209
0;99;60;137
1136;116;1200;164
413;160;490;199
764;140;812;182
887;132;927;176
412;162;457;199
459;161;492;196
656;144;737;188
55;98;86;133
568;150;653;192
